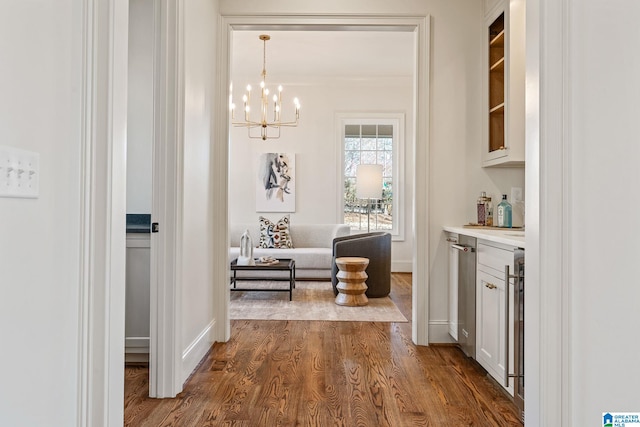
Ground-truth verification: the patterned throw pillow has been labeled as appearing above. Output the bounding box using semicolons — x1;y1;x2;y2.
258;215;294;249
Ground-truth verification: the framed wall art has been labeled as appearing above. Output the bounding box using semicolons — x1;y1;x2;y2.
256;152;295;212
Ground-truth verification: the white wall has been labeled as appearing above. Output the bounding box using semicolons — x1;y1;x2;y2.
228;79;415;270
567;0;640;423
0;2;82;426
127;0;154;214
180;0;218;382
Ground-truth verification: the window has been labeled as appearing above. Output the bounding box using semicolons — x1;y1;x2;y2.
339;115;404;239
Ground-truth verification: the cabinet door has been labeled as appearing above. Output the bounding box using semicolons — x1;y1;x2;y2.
476;269;502;376
476;268;515;396
482;0;525;167
125;234;151;356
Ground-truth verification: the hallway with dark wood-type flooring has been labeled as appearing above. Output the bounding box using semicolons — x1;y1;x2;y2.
124;273;523;426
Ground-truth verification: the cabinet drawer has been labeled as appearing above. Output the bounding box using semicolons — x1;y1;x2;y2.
477;242;514;274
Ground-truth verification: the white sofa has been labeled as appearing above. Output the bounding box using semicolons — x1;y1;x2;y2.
229;223;350;279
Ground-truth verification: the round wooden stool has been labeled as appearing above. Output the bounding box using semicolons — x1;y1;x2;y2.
334;257;369;306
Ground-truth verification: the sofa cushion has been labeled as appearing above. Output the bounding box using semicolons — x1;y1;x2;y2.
258;215;293;249
291;224;350;247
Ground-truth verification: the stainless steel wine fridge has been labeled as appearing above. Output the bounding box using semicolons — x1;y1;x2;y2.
455;235;477;358
509;249;525;422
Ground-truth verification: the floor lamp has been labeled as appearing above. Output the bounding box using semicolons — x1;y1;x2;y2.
356;164;383;233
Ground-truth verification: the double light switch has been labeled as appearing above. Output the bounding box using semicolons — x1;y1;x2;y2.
0;145;40;198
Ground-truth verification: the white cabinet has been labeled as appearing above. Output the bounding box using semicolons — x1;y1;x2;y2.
125;233;150;362
482;0;525;167
475;241;515;395
446;232;459;340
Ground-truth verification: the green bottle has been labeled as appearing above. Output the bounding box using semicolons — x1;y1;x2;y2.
497;194;512;228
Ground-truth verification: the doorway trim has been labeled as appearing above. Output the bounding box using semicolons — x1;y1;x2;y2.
148;0;185;398
214;14;431;345
78;0;129;425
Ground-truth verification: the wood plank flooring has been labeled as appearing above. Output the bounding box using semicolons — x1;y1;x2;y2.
124;273;523;426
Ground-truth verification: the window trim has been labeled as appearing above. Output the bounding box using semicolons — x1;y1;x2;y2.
336;112;405;241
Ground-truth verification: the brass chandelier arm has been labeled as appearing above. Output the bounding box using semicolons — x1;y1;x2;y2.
274;121;300;127
231;118;299;128
231;120;264;128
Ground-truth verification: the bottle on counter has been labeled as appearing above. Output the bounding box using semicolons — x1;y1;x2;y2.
496;194;513;228
477;191;489;225
485;197;493;227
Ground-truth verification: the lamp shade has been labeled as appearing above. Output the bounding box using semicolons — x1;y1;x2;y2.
356;164;383;199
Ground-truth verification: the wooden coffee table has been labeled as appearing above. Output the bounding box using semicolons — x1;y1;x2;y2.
230;258;296;301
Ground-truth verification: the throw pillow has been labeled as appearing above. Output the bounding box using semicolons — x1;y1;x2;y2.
258;215;294;249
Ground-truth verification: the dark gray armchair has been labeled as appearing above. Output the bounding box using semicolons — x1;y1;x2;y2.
331;232;392;298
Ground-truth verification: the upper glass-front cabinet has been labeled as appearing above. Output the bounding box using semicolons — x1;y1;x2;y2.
488;14;505;157
483;0;525;168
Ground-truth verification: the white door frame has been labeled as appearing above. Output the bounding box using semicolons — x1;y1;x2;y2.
78;2;187;424
149;0;185;398
84;3;569;425
77;0;129;425
525;0;567;424
215;14;431;345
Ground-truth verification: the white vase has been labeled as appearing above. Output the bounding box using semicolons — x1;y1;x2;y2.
237;229;255;266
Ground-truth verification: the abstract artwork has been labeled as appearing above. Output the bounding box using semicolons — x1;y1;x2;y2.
256;153;295;212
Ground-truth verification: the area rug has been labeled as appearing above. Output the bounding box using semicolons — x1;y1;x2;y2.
230;281;408;322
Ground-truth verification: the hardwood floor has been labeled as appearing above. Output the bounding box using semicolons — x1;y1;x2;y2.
124;273;523;426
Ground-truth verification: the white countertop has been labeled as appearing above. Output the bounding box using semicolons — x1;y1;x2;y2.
443;225;525;248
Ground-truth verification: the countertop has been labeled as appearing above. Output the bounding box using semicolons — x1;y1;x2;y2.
443;225;525;248
126;214;151;233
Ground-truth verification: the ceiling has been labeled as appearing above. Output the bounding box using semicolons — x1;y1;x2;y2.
230;30;415;85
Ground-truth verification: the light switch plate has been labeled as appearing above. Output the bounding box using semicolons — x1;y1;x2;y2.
0;145;40;198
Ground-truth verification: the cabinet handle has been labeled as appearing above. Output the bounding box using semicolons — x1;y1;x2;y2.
446;237;457;243
452;244;474;253
504;264;517;388
485;282;497;289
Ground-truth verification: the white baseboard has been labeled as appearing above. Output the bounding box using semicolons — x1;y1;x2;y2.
181;319;216;384
125;353;149;364
428;320;456;344
391;260;412;272
125;337;149;353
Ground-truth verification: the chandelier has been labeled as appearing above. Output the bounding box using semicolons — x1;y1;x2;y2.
230;34;301;141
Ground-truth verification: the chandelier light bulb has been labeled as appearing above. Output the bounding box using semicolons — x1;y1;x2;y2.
242;94;248;102
246;84;251;92
278;85;283;92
